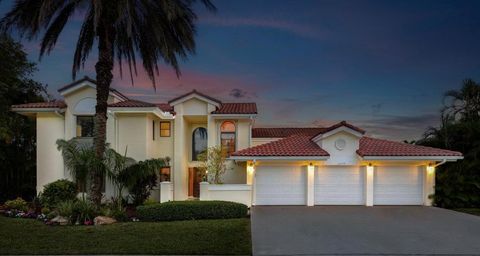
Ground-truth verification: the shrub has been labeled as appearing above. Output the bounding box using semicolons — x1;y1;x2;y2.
4;197;28;211
100;205;128;222
40;179;77;208
56;200;76;219
72;200;97;223
128;172;157;206
137;200;248;222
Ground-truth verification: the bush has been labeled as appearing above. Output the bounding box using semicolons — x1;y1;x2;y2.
56;200;76;219
72;200;97;223
40;179;77;208
137;200;248;222
100;205;128;222
4;197;28;211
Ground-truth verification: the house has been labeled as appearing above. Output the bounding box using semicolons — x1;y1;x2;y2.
11;77;463;207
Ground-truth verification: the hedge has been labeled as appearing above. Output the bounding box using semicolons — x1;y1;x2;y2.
136;200;248;221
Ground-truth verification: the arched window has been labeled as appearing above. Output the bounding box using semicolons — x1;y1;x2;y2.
192;127;207;161
220;121;236;157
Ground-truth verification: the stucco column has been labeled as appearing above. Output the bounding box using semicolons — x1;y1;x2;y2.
173;104;187;200
160;181;173;203
365;165;374;206
207;104;217;148
246;162;255;185
423;165;435;206
307;164;315;206
199;182;210;201
36;113;65;193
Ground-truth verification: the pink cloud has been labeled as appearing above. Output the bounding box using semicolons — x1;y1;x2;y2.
199;16;325;40
111;64;268;103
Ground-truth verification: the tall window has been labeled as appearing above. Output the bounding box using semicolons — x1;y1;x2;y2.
221;121;236;157
76;116;94;137
192;127;207;161
152;120;156;140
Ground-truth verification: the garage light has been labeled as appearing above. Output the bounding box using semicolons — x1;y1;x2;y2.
427;165;435;175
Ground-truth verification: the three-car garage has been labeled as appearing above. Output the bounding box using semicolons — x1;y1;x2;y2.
254;165;425;206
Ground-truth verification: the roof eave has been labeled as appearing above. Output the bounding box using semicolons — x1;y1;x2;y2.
229;156;329;161
360;155;463;161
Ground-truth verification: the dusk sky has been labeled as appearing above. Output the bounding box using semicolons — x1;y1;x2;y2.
1;0;480;141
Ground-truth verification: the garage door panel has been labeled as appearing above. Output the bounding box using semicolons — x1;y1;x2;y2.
374;166;423;205
314;166;365;205
255;166;306;205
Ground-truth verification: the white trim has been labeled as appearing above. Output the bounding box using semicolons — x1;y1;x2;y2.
12;108;66;114
361;156;463;161
207;184;252;191
229;156;329;161
312;126;363;143
108;107;174;119
169;93;221;107
211;114;257;119
59;81;125;102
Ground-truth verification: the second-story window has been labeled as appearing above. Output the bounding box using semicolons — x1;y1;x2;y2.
192;127;207;161
152;120;155;140
76;116;94;137
220;121;236;157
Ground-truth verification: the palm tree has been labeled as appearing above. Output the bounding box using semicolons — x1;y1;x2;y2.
1;0;216;205
443;79;480;122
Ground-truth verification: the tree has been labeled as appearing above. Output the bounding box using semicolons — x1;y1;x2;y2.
198;146;227;184
417;79;480;208
1;0;216;206
0;35;47;203
57;139;166;207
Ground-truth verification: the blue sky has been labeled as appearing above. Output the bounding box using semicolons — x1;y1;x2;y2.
1;0;480;140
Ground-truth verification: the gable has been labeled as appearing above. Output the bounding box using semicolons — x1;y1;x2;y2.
320;131;360;165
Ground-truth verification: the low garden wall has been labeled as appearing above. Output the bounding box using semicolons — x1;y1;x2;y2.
199;182;252;206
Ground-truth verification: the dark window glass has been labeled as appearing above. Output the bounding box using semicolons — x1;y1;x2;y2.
152;120;155;140
76;116;94;137
192;127;207;161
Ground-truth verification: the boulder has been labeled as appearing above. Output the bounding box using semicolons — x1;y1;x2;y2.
51;216;69;225
94;216;117;225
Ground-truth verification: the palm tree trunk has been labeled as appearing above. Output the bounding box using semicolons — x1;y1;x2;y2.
90;21;115;206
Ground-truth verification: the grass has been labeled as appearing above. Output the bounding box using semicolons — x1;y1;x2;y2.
0;216;251;255
454;208;480;216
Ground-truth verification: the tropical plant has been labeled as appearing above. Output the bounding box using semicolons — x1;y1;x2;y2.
56;139;103;200
40;179;77;208
73;200;97;224
55;200;76;219
0;35;47;203
417;79;480;208
198;146;227;184
4;197;28;211
1;0;216;206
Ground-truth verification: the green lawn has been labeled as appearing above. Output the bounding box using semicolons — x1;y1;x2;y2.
0;216;251;255
454;208;480;216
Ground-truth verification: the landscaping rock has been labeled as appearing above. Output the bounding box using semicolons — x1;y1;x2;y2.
94;216;117;225
51;216;69;225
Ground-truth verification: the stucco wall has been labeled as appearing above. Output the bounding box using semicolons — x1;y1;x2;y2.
117;114;148;161
36;113;65;192
320;131;360;165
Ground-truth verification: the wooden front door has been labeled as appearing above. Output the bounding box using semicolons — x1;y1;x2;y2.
188;168;203;198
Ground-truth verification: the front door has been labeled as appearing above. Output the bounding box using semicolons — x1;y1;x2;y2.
188;167;203;198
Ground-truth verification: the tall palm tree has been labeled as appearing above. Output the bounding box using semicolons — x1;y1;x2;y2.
1;0;215;205
443;79;480;122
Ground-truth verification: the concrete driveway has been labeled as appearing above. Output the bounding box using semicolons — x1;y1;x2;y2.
251;206;480;255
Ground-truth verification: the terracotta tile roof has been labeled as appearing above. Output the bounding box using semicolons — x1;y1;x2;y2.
108;100;156;108
11;100;67;109
231;134;329;157
168;89;222;105
357;137;463;157
156;103;174;113
319;121;366;135
252;127;326;138
212;103;257;114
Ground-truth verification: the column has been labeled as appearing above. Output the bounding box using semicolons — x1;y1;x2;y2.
160;181;173;203
424;165;435;206
307;163;315;206
365;165;374;206
199;182;210;201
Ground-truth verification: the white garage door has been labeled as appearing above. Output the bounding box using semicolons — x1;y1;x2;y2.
255;166;306;205
314;166;365;205
374;166;423;205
